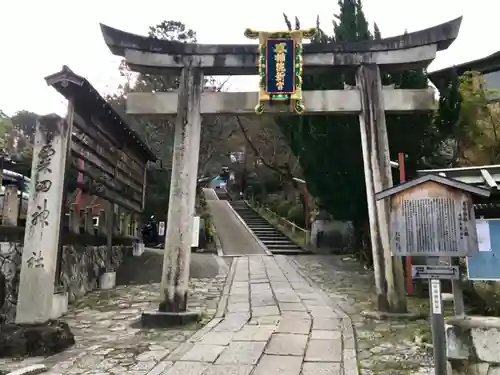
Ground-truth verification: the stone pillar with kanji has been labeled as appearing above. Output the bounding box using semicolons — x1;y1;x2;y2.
16;114;72;324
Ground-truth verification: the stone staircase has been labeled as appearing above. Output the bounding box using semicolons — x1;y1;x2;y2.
229;201;311;255
214;188;231;201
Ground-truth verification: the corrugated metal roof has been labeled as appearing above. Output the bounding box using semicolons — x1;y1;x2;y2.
417;165;500;190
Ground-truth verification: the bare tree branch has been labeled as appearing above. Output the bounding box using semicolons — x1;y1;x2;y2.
234;116;293;180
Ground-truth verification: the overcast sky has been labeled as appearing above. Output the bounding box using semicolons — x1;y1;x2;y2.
1;0;498;117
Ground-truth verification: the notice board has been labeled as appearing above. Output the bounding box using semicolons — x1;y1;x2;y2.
467;219;500;280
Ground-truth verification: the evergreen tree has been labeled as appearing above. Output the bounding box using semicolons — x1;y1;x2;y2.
355;0;371;41
373;22;381;40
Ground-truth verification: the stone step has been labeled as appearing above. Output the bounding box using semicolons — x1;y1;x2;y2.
259;241;290;243
265;244;302;249
270;248;311;255
257;235;289;239
260;239;293;244
229;203;310;255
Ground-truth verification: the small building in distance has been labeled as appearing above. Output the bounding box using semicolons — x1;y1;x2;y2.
429;50;500;101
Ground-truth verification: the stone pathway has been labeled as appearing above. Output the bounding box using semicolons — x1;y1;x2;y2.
206;200;268;256
130;255;357;375
2;252;361;375
0;265;227;374
292;255;434;375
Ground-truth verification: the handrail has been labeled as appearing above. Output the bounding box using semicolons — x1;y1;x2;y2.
262;207;304;231
246;200;310;245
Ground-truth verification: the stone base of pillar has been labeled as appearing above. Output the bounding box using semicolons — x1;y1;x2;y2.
133;242;145;257
51;292;68;320
99;271;116;290
141;310;200;328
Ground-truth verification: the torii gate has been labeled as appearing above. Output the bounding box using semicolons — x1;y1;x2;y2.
100;17;461;320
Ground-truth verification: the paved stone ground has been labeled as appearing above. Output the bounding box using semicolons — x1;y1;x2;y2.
292;255;434;375
0;253;228;374
116;255;356;375
2;254;356;375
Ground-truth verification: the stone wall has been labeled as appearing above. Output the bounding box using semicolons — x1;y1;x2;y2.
0;242;21;324
59;244;130;303
446;316;500;374
0;242;131;323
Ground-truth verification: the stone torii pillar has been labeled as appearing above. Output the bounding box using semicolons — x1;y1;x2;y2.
356;64;406;312
100;17;462;314
156;61;203;320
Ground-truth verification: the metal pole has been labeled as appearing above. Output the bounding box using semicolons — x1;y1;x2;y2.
429;277;447;375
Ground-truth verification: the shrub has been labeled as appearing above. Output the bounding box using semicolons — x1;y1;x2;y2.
287;205;305;227
275;200;293;218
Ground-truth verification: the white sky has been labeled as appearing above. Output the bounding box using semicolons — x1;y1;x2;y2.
0;0;498;117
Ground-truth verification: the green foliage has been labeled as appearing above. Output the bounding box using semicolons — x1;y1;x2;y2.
432;71;500;167
11;110;38;142
0;110;37;177
246;168;283;201
0;113;13;150
196;189;214;244
287;205;305;227
272;200;293;217
455;71;500;164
